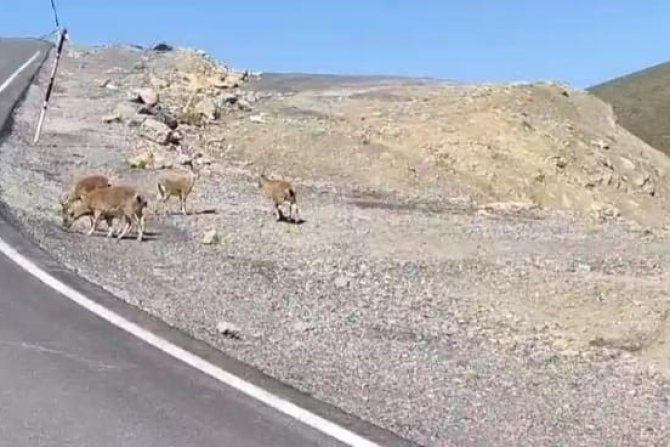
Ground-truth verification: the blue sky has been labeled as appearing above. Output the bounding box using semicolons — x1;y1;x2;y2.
3;1;667;88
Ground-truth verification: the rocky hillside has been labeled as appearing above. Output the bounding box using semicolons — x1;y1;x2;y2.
589;61;670;158
94;45;670;229
3;43;670;447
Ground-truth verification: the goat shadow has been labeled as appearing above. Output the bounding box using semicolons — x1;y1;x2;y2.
157;208;218;217
63;227;161;242
276;213;306;225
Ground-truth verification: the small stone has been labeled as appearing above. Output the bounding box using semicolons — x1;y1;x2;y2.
237;99;253;112
591;138;610;150
334;276;350;289
618;156;636;171
140;118;171;144
141;106;179;130
152;155;173;170
195;155;212;166
127;151;154;169
249;114;266;124
216;321;241;339
202;228;220;245
167;130;183;145
293;321;316;333
157;111;179;130
101;114;121;124
106;102;138;124
131;87;159;107
176;153;194;165
194;97;219;121
211;71;245;89
97;79;118;90
220;92;239;105
575;263;592;273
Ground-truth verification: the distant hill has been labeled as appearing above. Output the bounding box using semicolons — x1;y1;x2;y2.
589;61;670;157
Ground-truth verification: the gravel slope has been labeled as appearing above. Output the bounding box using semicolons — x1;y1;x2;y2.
1;47;670;447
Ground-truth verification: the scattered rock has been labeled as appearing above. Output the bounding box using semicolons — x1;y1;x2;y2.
202;228;220;245
127;151;154;169
592;138;610;150
140;118;171;144
293;321;317;333
194;155;212;166
194;97;219;121
220;92;238;106
249;114;267;124
591;203;621;222
152;154;173;170
131;87;159;107
166;129;183;145
211;71;246;89
138;105;157;115
101;114;121;124
157;110;179;130
216;321;241;339
178;108;207;127
104;102;139;125
139;105;179;130
97;79;119;90
334;276;350;289
619;156;636;171
176;153;194;165
574;263;592;273
236;98;253;112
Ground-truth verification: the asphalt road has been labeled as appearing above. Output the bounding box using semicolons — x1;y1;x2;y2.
0;38;381;447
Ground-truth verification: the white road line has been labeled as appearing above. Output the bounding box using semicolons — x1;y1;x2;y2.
0;52;383;447
0;51;41;94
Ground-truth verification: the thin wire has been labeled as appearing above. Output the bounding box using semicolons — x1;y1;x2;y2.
49;0;60;30
38;28;59;41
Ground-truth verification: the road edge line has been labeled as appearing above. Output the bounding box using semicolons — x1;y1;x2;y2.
0;50;41;94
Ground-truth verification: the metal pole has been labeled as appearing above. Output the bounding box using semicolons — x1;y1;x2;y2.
33;28;68;145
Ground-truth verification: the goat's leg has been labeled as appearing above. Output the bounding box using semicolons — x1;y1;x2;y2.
180;194;187;216
116;216;131;241
105;216;116;238
87;212;101;236
159;192;170;216
291;202;300;221
286;200;293;220
134;214;144;241
273;203;282;221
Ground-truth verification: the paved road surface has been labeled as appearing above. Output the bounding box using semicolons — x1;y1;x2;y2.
0;38;393;447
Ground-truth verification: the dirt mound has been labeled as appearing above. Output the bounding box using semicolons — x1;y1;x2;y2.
90;45;670;229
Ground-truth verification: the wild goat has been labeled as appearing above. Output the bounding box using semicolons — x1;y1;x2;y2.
62;185;148;241
156;159;199;216
59;174;111;227
257;172;300;221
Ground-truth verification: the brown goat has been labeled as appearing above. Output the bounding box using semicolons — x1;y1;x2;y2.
63;185;148;241
59;174;111;227
156;160;199;216
257;172;300;221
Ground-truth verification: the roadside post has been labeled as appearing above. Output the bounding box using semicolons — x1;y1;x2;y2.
33;27;68;145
